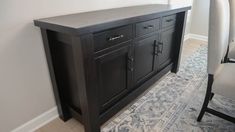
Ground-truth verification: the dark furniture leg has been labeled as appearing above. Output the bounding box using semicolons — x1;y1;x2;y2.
197;75;235;123
227;59;235;63
41;29;71;121
206;108;235;123
71;35;100;132
224;46;235;63
197;74;213;122
210;93;214;100
172;12;188;73
224;47;229;63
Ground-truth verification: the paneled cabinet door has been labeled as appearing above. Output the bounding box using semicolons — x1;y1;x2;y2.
157;28;176;71
95;43;133;113
133;35;158;86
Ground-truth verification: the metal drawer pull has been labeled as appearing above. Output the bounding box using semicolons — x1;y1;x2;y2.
166;19;174;22
157;42;163;55
128;57;134;62
154;40;158;55
154;50;158;55
127;56;134;71
107;35;124;41
143;25;154;29
128;67;134;71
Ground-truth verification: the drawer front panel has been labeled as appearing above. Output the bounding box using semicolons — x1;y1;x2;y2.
136;19;160;37
162;14;177;28
94;25;133;51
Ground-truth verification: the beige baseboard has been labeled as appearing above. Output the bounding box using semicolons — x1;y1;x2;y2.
11;107;58;132
184;33;208;42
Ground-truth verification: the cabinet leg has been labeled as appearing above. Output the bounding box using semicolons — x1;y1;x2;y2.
40;29;72;122
84;121;100;132
82;106;100;132
172;12;188;73
71;35;101;132
171;62;179;73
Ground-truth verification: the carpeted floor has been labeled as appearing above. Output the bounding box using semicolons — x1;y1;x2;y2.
102;45;235;132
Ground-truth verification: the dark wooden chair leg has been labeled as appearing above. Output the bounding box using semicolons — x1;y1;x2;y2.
210;93;214;100
227;59;235;63
197;75;213;122
224;46;235;63
207;108;235;123
224;46;229;63
197;90;211;121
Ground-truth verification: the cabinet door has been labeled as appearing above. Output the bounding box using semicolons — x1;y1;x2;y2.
157;28;176;71
95;44;133;112
133;35;158;85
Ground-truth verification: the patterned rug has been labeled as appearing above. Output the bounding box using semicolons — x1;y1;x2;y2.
102;44;235;132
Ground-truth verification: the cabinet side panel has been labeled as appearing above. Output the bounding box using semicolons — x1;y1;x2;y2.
47;31;82;113
41;29;71;121
53;42;81;112
172;11;188;73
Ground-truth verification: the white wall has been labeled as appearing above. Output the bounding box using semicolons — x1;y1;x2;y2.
169;0;210;39
0;0;168;131
190;0;210;37
169;0;194;35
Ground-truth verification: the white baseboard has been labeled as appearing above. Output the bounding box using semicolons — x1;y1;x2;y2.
184;33;208;42
11;107;58;132
184;34;191;41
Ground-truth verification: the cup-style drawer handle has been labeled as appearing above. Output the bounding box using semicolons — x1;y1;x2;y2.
143;25;154;29
107;35;124;41
166;19;174;22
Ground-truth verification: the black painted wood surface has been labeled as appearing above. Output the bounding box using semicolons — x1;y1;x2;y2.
35;4;190;132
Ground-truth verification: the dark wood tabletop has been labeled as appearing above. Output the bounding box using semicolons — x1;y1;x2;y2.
34;4;191;34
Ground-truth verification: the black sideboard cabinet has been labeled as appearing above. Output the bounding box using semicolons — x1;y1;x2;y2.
34;4;191;132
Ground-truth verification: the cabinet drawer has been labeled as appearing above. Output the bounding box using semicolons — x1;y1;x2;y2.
94;25;133;51
162;14;177;28
136;19;160;37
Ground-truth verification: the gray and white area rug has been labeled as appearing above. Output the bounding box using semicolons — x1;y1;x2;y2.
102;44;235;132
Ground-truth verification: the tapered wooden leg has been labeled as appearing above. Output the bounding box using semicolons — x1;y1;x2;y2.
171;12;188;73
206;108;235;123
224;47;229;63
227;59;235;63
210;93;214;100
197;75;213;122
84;121;100;132
197;92;211;121
71;35;101;132
41;29;71;121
